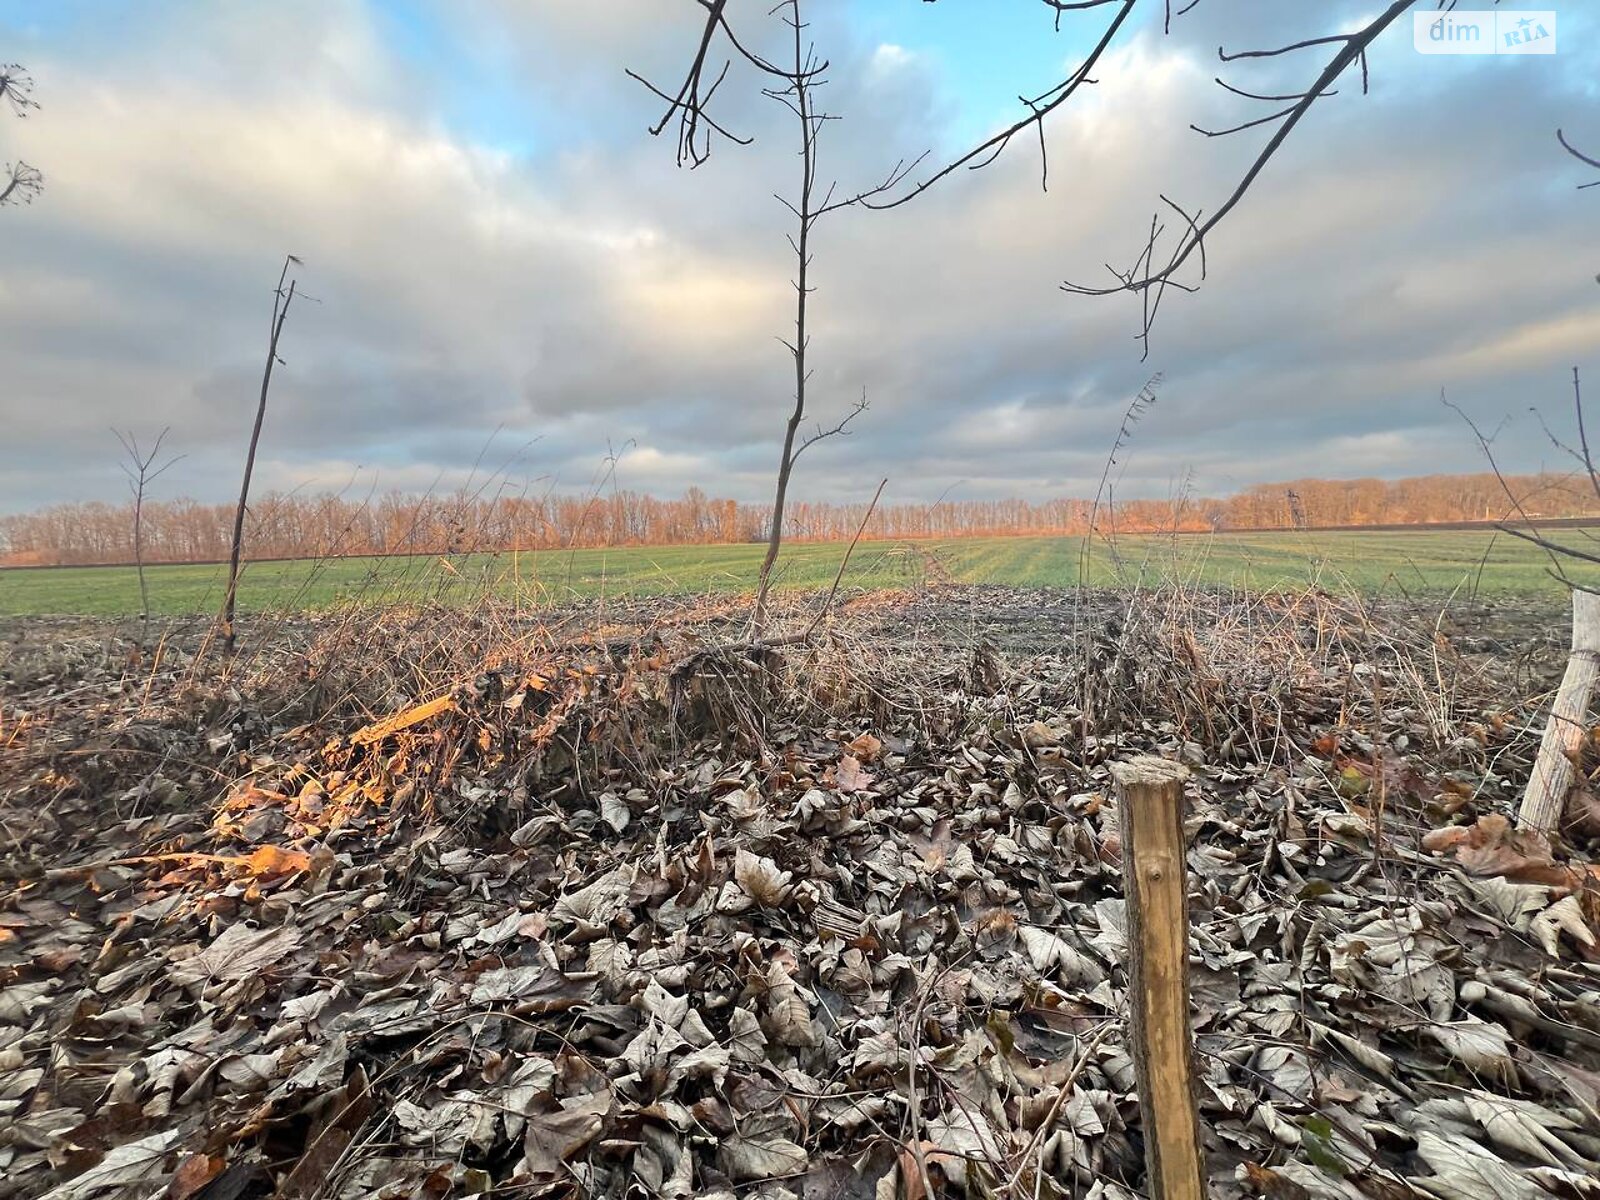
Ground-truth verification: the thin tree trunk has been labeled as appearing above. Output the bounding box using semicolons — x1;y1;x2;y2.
221;271;296;653
752;3;814;640
133;489;147;631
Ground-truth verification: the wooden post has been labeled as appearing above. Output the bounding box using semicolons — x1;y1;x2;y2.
1518;589;1600;835
1111;756;1204;1200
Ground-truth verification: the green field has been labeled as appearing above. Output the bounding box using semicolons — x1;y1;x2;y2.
1;530;1592;617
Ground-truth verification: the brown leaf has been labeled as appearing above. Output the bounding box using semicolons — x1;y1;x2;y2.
240;845;312;880
1240;1161;1312;1200
690;1096;736;1136
734;848;792;908
41;1129;181;1200
835;753;872;794
846;732;883;762
911;819;954;870
523;1092;611;1175
278;1129;351;1200
1422;826;1473;853
167;1154;225;1200
1420;814;1600;887
1566;788;1600;839
895;1142;958;1200
761;960;816;1047
32;946;83;973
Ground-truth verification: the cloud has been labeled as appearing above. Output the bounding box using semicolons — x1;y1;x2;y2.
870;44;917;76
0;0;1596;518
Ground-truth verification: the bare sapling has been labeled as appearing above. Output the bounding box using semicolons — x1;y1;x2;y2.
220;254;302;653
633;2;931;641
114;427;182;639
747;5;889;639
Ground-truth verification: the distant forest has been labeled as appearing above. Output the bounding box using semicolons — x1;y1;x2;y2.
3;472;1597;567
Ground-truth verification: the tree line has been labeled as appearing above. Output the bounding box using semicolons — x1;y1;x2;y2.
3;471;1597;567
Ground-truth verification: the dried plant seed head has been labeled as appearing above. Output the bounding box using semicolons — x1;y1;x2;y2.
1;160;43;206
0;64;38;116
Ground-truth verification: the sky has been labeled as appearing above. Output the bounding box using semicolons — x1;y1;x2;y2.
0;0;1596;515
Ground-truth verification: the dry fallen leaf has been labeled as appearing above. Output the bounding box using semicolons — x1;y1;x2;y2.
167;1154;225;1200
599;791;631;834
523;1092;611;1175
1410;1129;1546;1200
1240;1160;1312;1200
7;589;1599;1200
719;1126;808;1182
41;1129;182;1200
241;844;312;879
168;922;302;985
834;753;872;794
1424;1017;1513;1079
734;848;792;908
846;732;883;762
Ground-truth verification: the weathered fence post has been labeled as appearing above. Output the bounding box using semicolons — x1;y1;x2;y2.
1518;588;1600;836
1111;756;1205;1200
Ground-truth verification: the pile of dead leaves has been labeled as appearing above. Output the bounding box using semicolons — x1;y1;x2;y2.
2;590;1598;1199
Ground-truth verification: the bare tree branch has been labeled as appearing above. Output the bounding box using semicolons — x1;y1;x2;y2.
803;476;888;640
1558;128;1600;189
1213;78;1339;104
866;0;1137;209
1495;524;1600;573
625;0;755;167
1526;368;1600;505
789;390;869;468
1568;367;1597;502
1063;0;1415;356
636;0;1426;356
